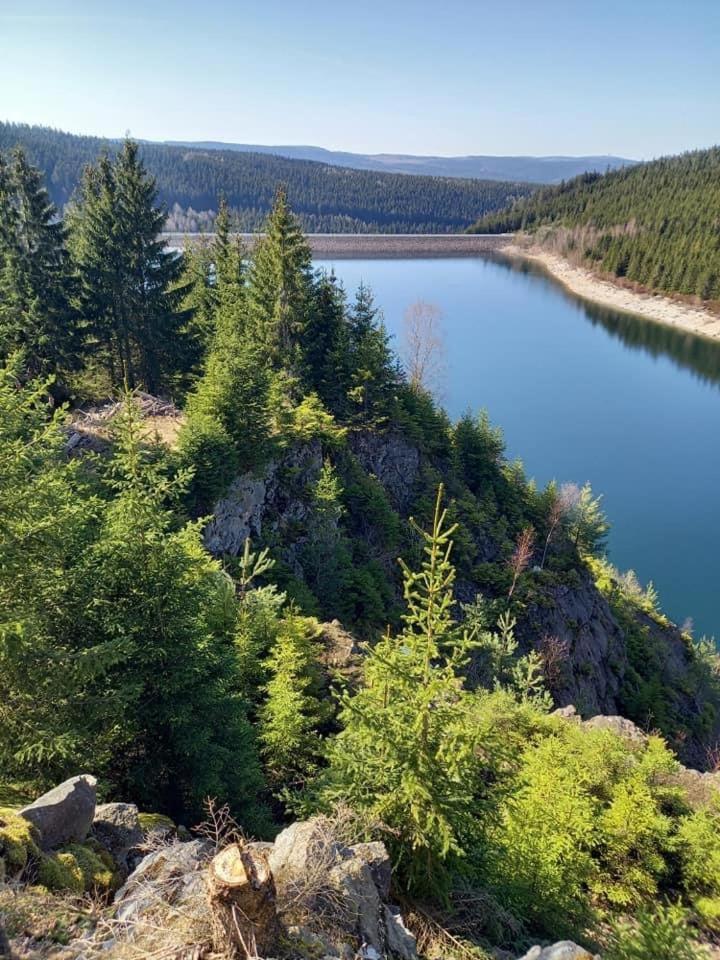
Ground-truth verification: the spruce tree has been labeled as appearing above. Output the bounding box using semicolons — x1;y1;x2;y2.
0;149;77;381
79;396;267;823
0;355;112;782
346;283;401;423
246;188;313;378
318;486;482;897
259;612;327;797
69;140;189;393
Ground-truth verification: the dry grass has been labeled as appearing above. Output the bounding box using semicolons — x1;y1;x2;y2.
0;882;102;959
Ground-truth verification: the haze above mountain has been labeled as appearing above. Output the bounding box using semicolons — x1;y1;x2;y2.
163;141;637;185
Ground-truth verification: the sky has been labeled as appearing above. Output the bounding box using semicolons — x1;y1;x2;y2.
1;0;718;160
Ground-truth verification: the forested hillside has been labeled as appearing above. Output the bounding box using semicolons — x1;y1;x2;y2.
3;142;720;959
0;122;535;233
471;147;720;302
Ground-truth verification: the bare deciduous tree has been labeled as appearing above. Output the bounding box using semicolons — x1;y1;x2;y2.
508;526;536;600
402;300;446;396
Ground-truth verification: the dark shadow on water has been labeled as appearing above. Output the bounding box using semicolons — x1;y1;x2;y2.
491;253;720;389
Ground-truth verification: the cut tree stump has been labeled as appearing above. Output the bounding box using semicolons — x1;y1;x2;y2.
208;843;279;959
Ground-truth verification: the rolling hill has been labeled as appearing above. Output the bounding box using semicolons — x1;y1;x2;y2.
0;123;536;234
471;147;720;302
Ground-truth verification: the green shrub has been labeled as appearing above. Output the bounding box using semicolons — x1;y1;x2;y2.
177;412;239;514
605;903;706;960
38;842;115;893
0;807;40;874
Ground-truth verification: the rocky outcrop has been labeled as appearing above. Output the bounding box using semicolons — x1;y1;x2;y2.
205;439;324;560
69;817;416;959
113;839;213;925
19;774;97;850
515;572;626;716
267;818;415;957
349;430;420;511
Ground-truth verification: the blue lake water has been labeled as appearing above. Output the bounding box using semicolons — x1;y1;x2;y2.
315;254;720;640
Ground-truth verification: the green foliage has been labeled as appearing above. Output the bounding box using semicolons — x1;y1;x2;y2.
463;601;550;707
271;386;347;446
473;147;720;302
1;122;535;234
67;139;189;393
318;487;484;897
259;612;328;797
176;411;239;513
0;149;77;382
0;356;110;779
481;722;682;936
604;903;707;960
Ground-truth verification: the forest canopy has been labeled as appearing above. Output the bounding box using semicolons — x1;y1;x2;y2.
0;122;535;234
470;147;720;302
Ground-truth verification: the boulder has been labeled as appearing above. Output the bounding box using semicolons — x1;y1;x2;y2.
268;818;416;958
328;854;383;950
583;714;647;745
93;802;143;870
351;841;391;900
113;839;212;925
383;904;417;959
518;943;599;960
20;775;97;850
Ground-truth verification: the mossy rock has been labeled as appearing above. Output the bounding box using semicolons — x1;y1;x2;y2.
37;842;117;894
138;812;176;837
0;805;41;875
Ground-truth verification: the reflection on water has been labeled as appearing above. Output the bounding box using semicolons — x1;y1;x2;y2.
494;254;720;389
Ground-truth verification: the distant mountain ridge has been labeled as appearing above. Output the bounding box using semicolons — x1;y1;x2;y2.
164;141;638;184
0;122;535;234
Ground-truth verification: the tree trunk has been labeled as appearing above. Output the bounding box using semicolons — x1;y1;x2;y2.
208;843;279;960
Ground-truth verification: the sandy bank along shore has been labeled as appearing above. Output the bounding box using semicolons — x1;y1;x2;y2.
501;243;720;341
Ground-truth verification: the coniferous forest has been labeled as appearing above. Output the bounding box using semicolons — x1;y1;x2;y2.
0;122;535;234
3;141;720;960
470;147;720;302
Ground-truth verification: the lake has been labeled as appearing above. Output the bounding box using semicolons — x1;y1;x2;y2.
315;253;720;640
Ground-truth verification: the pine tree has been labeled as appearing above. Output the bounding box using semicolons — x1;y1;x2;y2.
0;149;77;381
246;188;313;378
346;283;401;423
259;612;327;796
69;140;189;393
318;486;482;897
79;396;267;823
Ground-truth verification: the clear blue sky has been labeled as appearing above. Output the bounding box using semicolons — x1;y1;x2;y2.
1;0;718;159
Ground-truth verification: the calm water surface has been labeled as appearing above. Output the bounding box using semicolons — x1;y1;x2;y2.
316;254;720;639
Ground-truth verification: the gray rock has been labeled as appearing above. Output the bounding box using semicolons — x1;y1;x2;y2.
328;854;383;951
583;714;647;745
269;818;416;959
113;839;212;924
383;904;418;959
20;774;97;850
93;802;143;870
517;942;598;960
349;430;420;511
351;841;391;900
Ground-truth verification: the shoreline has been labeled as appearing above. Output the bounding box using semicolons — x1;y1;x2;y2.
164;230;720;340
500;242;720;342
162;231;512;258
